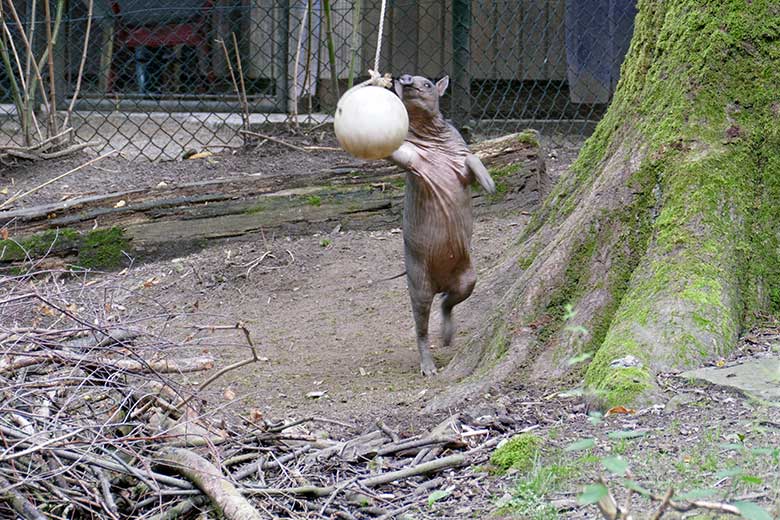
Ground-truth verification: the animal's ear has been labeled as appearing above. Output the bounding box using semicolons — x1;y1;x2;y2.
394;79;404;99
436;76;449;96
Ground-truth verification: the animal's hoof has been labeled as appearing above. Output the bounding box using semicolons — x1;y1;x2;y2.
420;363;438;377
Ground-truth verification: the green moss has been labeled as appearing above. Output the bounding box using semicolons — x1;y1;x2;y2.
536;229;598;345
391;177;405;189
490;433;542;473
1;227;129;270
306;195;322;206
0;228;80;261
489;163;522;180
515;130;541;147
244;203;266;214
77;228;129;270
486;181;509;203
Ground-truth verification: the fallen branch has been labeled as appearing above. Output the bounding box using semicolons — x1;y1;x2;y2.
0;475;47;520
158;447;264;520
243;454;466;497
239;130;339;153
0;349;215;375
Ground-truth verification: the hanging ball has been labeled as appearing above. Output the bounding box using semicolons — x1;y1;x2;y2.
334;85;409;160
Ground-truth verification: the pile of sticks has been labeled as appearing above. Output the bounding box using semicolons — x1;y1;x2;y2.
0;268;508;519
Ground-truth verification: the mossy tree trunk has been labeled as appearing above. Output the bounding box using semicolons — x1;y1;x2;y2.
432;0;780;410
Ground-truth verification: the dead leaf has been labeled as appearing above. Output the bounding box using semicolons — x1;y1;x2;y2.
248;408;263;423
142;276;160;288
1;227;8;240
0;187;7;195
223;388;236;401
715;358;726;367
114;200;126;208
37;304;56;317
306;391;327;399
605;405;636;416
187;151;213;160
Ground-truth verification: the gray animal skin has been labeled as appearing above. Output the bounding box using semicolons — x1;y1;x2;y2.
387;74;495;376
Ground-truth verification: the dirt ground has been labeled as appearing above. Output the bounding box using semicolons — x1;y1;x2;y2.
2;131;779;518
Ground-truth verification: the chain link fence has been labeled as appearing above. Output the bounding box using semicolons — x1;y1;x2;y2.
0;0;636;161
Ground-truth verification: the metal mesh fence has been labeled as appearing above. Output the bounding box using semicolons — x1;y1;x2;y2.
0;0;636;161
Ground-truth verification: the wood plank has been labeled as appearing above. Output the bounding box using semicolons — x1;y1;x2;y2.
389;0;418;74
521;0;547;80
546;0;567;80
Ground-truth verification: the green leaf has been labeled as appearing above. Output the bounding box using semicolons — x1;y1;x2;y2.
587;412;603;426
427;488;452;507
733;501;772;520
607;430;646;440
577;483;608;505
749;447;775;456
739;475;763;485
619;479;652;497
718;442;745;451
567;351;592;365
676;488;717;501
558;387;584;398
714;468;743;479
601;456;629;476
565;325;589;337
565;438;596;452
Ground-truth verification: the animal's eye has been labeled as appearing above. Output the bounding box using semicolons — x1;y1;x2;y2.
424;82;432;88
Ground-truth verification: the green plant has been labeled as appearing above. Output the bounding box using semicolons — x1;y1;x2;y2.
490;433;542;473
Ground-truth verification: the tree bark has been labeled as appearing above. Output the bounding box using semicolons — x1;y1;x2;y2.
430;0;780;410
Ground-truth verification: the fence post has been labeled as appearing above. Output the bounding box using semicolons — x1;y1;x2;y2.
276;0;290;112
451;0;471;133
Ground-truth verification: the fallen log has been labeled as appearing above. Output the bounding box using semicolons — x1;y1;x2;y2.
0;131;547;266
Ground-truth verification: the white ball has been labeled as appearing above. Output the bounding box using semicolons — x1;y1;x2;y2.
334;85;409;160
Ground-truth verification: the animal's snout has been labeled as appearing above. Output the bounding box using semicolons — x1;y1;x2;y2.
398;74;414;86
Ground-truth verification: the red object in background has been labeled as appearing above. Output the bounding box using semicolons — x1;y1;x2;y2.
113;1;212;48
106;1;214;93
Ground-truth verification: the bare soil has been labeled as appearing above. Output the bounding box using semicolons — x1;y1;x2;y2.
3;132;778;518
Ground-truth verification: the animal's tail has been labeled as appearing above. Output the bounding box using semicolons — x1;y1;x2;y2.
376;271;407;282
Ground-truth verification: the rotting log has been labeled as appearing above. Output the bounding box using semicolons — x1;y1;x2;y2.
0;131;547;264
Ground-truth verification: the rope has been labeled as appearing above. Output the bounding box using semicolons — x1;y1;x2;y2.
344;0;391;91
373;0;387;74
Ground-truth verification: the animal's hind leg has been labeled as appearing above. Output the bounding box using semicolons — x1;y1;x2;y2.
411;293;437;376
441;267;476;348
407;270;437;376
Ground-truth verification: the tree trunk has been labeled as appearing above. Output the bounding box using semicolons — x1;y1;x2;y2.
431;0;780;410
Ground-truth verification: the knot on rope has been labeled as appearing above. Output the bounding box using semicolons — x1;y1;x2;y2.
368;69;393;89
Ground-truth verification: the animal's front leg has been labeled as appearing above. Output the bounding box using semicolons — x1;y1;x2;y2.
387;142;419;170
465;154;496;194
